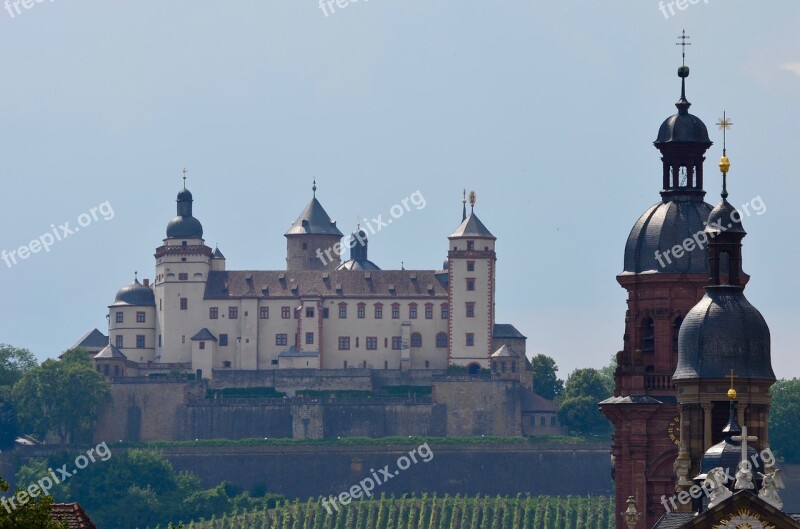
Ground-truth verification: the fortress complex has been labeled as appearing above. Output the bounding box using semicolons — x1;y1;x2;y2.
85;185;528;381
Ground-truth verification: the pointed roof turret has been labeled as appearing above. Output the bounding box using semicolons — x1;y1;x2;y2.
449;191;495;239
285;182;343;237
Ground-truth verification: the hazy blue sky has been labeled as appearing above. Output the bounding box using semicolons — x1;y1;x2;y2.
1;1;798;379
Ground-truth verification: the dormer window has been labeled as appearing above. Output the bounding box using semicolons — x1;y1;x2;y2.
182;241;187;247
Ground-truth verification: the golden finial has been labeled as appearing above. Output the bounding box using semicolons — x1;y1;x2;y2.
717;112;733;175
728;369;737;400
468;190;476;212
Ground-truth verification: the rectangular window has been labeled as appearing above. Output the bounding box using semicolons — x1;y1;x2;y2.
158;335;162;347
374;305;383;319
530;416;536;426
425;305;433;319
260;307;269;319
275;334;288;346
219;334;228;346
392;336;402;350
551;416;557;426
466;278;475;291
467;261;475;272
209;307;219;319
182;335;185;344
178;272;188;281
115;335;123;348
540;416;546;426
180;298;188;310
115;312;123;323
338;337;350;350
281;306;291;319
136;311;146;323
409;305;417;319
339;305;347;319
306;307;315;318
357;304;365;319
136;335;145;348
229;307;238;319
391;305;400;319
466;333;474;346
466;302;475;318
366;337;377;350
306;332;314;345
199;341;205;350
467;240;475;251
441;304;449;319
323;308;329;319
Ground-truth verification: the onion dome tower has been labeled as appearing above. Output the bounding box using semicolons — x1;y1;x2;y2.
166;183;204;239
337;226;380;271
600;34;723;529
674;135;775;493
285;180;343;271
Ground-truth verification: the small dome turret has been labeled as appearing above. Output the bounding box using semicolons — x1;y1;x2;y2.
166;184;203;239
113;278;155;306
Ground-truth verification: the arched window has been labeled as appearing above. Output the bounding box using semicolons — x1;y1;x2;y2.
640;317;655;353
410;332;422;348
719;250;732;285
467;363;480;375
436;332;447;348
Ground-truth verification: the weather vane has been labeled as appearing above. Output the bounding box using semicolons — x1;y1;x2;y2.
182;167;188;188
676;30;691;66
717;111;733;154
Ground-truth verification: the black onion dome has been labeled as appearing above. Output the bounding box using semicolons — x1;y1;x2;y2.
166;215;203;238
622;198;713;274
177;188;193;201
706;198;746;234
674;286;774;381
656;111;712;144
697;404;763;482
113;279;155;306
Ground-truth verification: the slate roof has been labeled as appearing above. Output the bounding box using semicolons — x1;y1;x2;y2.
598;395;665;405
337;259;381;271
279;347;319;358
493;324;527;340
191;328;218;341
491;345;521;358
94;344;127;359
449;212;495;239
622;197;713;274
51;503;99;529
205;270;448;299
112;279;156;306
520;389;559;412
652;512;696;529
71;329;108;354
285;197;343;237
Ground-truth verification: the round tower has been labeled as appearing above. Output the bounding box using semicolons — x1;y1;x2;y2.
108;275;156;363
154;181;213;364
285;182;343;271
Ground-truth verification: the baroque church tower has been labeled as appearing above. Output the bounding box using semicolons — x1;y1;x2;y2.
600;47;722;529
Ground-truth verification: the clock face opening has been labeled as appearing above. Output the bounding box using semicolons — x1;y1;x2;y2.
668;416;681;446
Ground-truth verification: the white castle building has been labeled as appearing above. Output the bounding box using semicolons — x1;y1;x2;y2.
86;183;527;380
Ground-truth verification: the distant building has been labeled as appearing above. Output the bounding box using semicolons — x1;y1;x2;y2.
89;185;527;380
51;503;99;529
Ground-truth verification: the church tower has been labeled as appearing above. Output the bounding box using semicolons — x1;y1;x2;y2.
154;179;213;364
600;40;721;529
673;144;776;498
285;181;343;271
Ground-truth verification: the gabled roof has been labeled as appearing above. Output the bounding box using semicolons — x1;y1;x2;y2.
205;270;448;299
94;344;127;360
51;503;99;529
191;328;218;341
493;323;527;340
655;490;800;529
449;212;495;240
71;329;109;353
285;197;343;237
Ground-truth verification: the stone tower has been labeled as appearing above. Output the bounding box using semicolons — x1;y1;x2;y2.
447;192;496;371
285;182;343;271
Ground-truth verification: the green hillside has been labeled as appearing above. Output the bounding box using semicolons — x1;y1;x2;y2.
181;494;615;529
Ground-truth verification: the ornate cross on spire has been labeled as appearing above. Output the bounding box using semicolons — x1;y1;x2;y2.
732;426;758;465
312;178;317;198
717;111;733;197
182;167;188;189
676;30;691;66
717;111;733;154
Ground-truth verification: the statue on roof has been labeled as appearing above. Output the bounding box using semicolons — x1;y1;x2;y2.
758;468;785;510
705;467;733;508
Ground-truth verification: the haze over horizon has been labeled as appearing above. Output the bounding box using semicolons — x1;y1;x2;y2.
1;1;798;379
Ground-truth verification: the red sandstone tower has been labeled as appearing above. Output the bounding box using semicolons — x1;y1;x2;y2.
599;54;737;529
